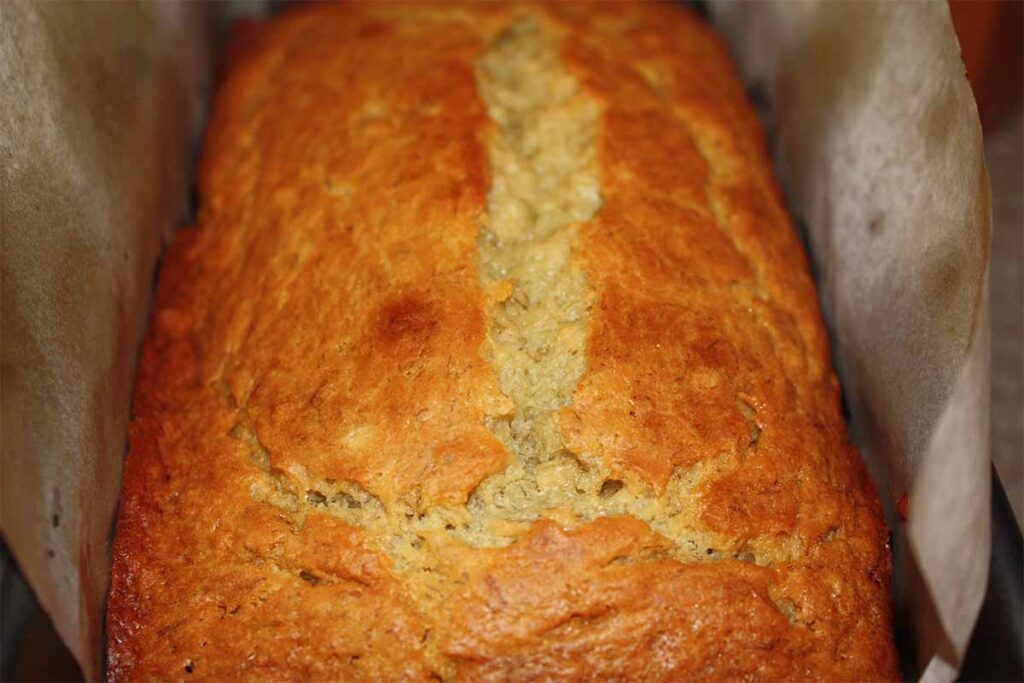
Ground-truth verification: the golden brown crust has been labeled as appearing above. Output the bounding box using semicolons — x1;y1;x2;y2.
108;3;896;680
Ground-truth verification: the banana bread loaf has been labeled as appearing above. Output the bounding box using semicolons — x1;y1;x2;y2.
107;3;898;680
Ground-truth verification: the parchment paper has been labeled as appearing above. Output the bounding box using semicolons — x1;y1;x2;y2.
0;2;210;679
710;2;991;680
0;1;990;680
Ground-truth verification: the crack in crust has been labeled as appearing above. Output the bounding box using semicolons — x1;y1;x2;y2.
233;17;797;600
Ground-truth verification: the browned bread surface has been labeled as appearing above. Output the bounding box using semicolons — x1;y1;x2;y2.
107;3;897;680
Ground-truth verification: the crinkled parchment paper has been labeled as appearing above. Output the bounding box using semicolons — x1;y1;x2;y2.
1;1;989;680
711;1;991;680
0;2;209;679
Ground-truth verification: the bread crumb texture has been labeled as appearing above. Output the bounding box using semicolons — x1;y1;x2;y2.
107;3;897;681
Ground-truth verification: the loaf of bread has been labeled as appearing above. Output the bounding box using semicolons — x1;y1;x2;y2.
107;3;897;680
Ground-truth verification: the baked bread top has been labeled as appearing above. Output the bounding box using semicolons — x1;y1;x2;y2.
107;3;897;680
